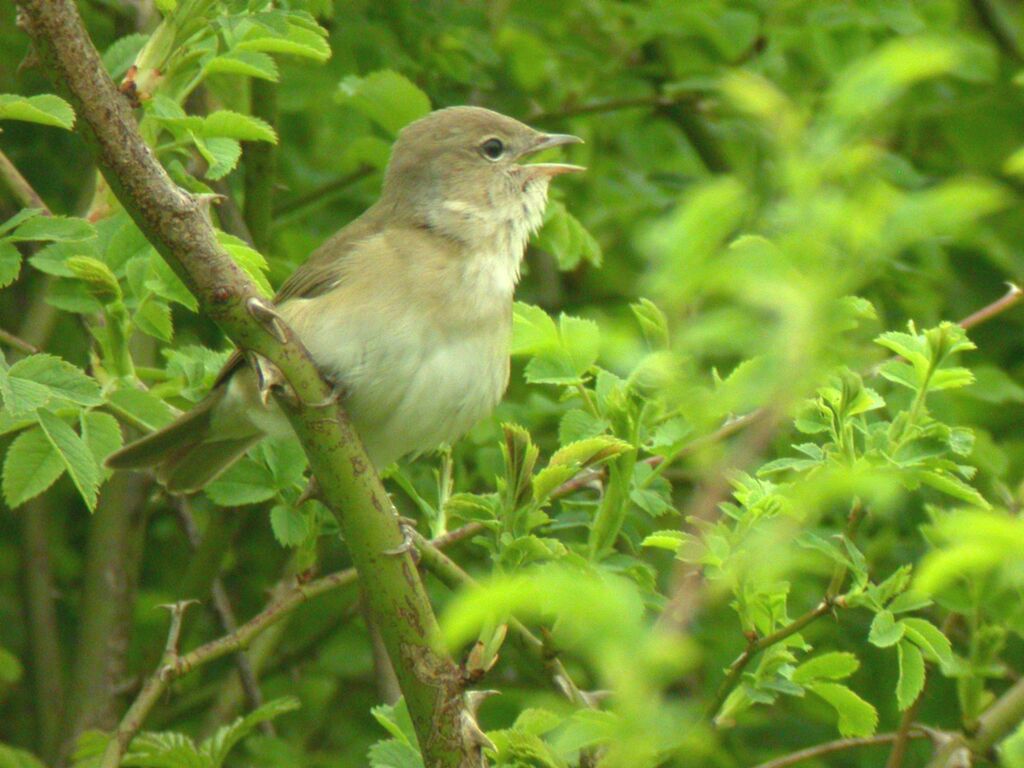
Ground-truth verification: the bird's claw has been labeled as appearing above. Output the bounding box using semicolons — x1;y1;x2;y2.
247;353;294;407
246;296;288;344
383;516;419;557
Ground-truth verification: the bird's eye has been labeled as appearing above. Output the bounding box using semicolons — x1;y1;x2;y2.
480;138;505;161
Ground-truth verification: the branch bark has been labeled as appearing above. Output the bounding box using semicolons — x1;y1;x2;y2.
752;730;928;768
14;2;474;765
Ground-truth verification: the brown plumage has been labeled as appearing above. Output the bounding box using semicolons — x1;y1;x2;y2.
106;106;583;492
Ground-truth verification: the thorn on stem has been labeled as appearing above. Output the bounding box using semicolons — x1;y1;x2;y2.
246;296;288;344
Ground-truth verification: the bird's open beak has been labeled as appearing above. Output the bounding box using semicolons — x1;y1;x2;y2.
521;132;586;176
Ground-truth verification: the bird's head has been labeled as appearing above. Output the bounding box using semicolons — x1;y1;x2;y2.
381;106;584;247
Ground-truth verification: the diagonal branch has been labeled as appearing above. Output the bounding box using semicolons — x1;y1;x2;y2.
13;2;474;765
104;524;482;756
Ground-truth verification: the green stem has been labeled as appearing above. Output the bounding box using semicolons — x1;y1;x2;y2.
243;78;277;253
16;2;474;763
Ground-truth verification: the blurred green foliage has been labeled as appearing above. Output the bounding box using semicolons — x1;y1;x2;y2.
2;0;1024;766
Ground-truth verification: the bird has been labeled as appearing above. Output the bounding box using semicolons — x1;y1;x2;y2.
106;106;584;493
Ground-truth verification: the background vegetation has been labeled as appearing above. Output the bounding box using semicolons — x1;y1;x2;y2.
1;0;1024;766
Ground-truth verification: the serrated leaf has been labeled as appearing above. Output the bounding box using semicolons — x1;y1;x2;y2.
641;529;687;552
238;22;331;61
558;408;608;444
7;354;103;408
869;610;905;648
134;296;173;342
203;110;278;143
807;682;878;738
897;640;925;710
194;136;242;181
916;469;990;509
203;696;299;766
0;94;75;129
560;314;600;376
901;617;953;665
81;411;124;474
204;50;280;81
793;652;860;683
512;302;559;355
0;241;21;289
1;426;64;507
270;504;309;547
103;33;148;78
205;457;275;506
337;70;431;135
0;207;44;236
36;408;99;511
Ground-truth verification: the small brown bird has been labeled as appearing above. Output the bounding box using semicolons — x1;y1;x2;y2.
107;106;584;492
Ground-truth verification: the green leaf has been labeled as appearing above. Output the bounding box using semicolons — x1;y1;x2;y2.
203;696;300;767
0;241;21;289
0;743;47;768
103;33;148;78
36;408;99;511
631;298;669;349
560;315;600;377
1000;721;1024;768
1;426;64;507
0;94;75;129
0;645;23;684
106;387;176;430
806;682;878;738
641;529;687;552
337;70;431;135
237;21;331;62
203;110;278;143
194;136;242;181
133;296;173;342
915;469;990;509
204;51;280;81
66;256;122;302
7;354;103;408
512;302;559;355
900;617;953;665
868;610;905;648
270;504;309;547
205;457;276;506
896;640;925;711
8;215;96;243
792;652;860;683
80;411;124;473
0;208;44;236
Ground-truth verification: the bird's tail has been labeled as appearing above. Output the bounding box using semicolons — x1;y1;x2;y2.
106;387;260;494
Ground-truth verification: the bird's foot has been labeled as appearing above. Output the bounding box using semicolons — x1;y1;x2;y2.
246;352;295;407
383;516;419;558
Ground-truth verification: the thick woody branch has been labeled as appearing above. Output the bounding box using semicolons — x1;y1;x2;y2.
14;2;473;765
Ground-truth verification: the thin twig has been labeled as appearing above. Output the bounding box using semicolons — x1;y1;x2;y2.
271;166;374;220
528;92;699;123
172;502;271;735
411;530;592;708
752;730;928;768
0;147;50;211
957;282;1022;331
0;327;39;354
970;0;1023;61
99;524;480;764
705;501;864;721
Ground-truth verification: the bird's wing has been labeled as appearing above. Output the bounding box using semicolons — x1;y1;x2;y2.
212;205;385;387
